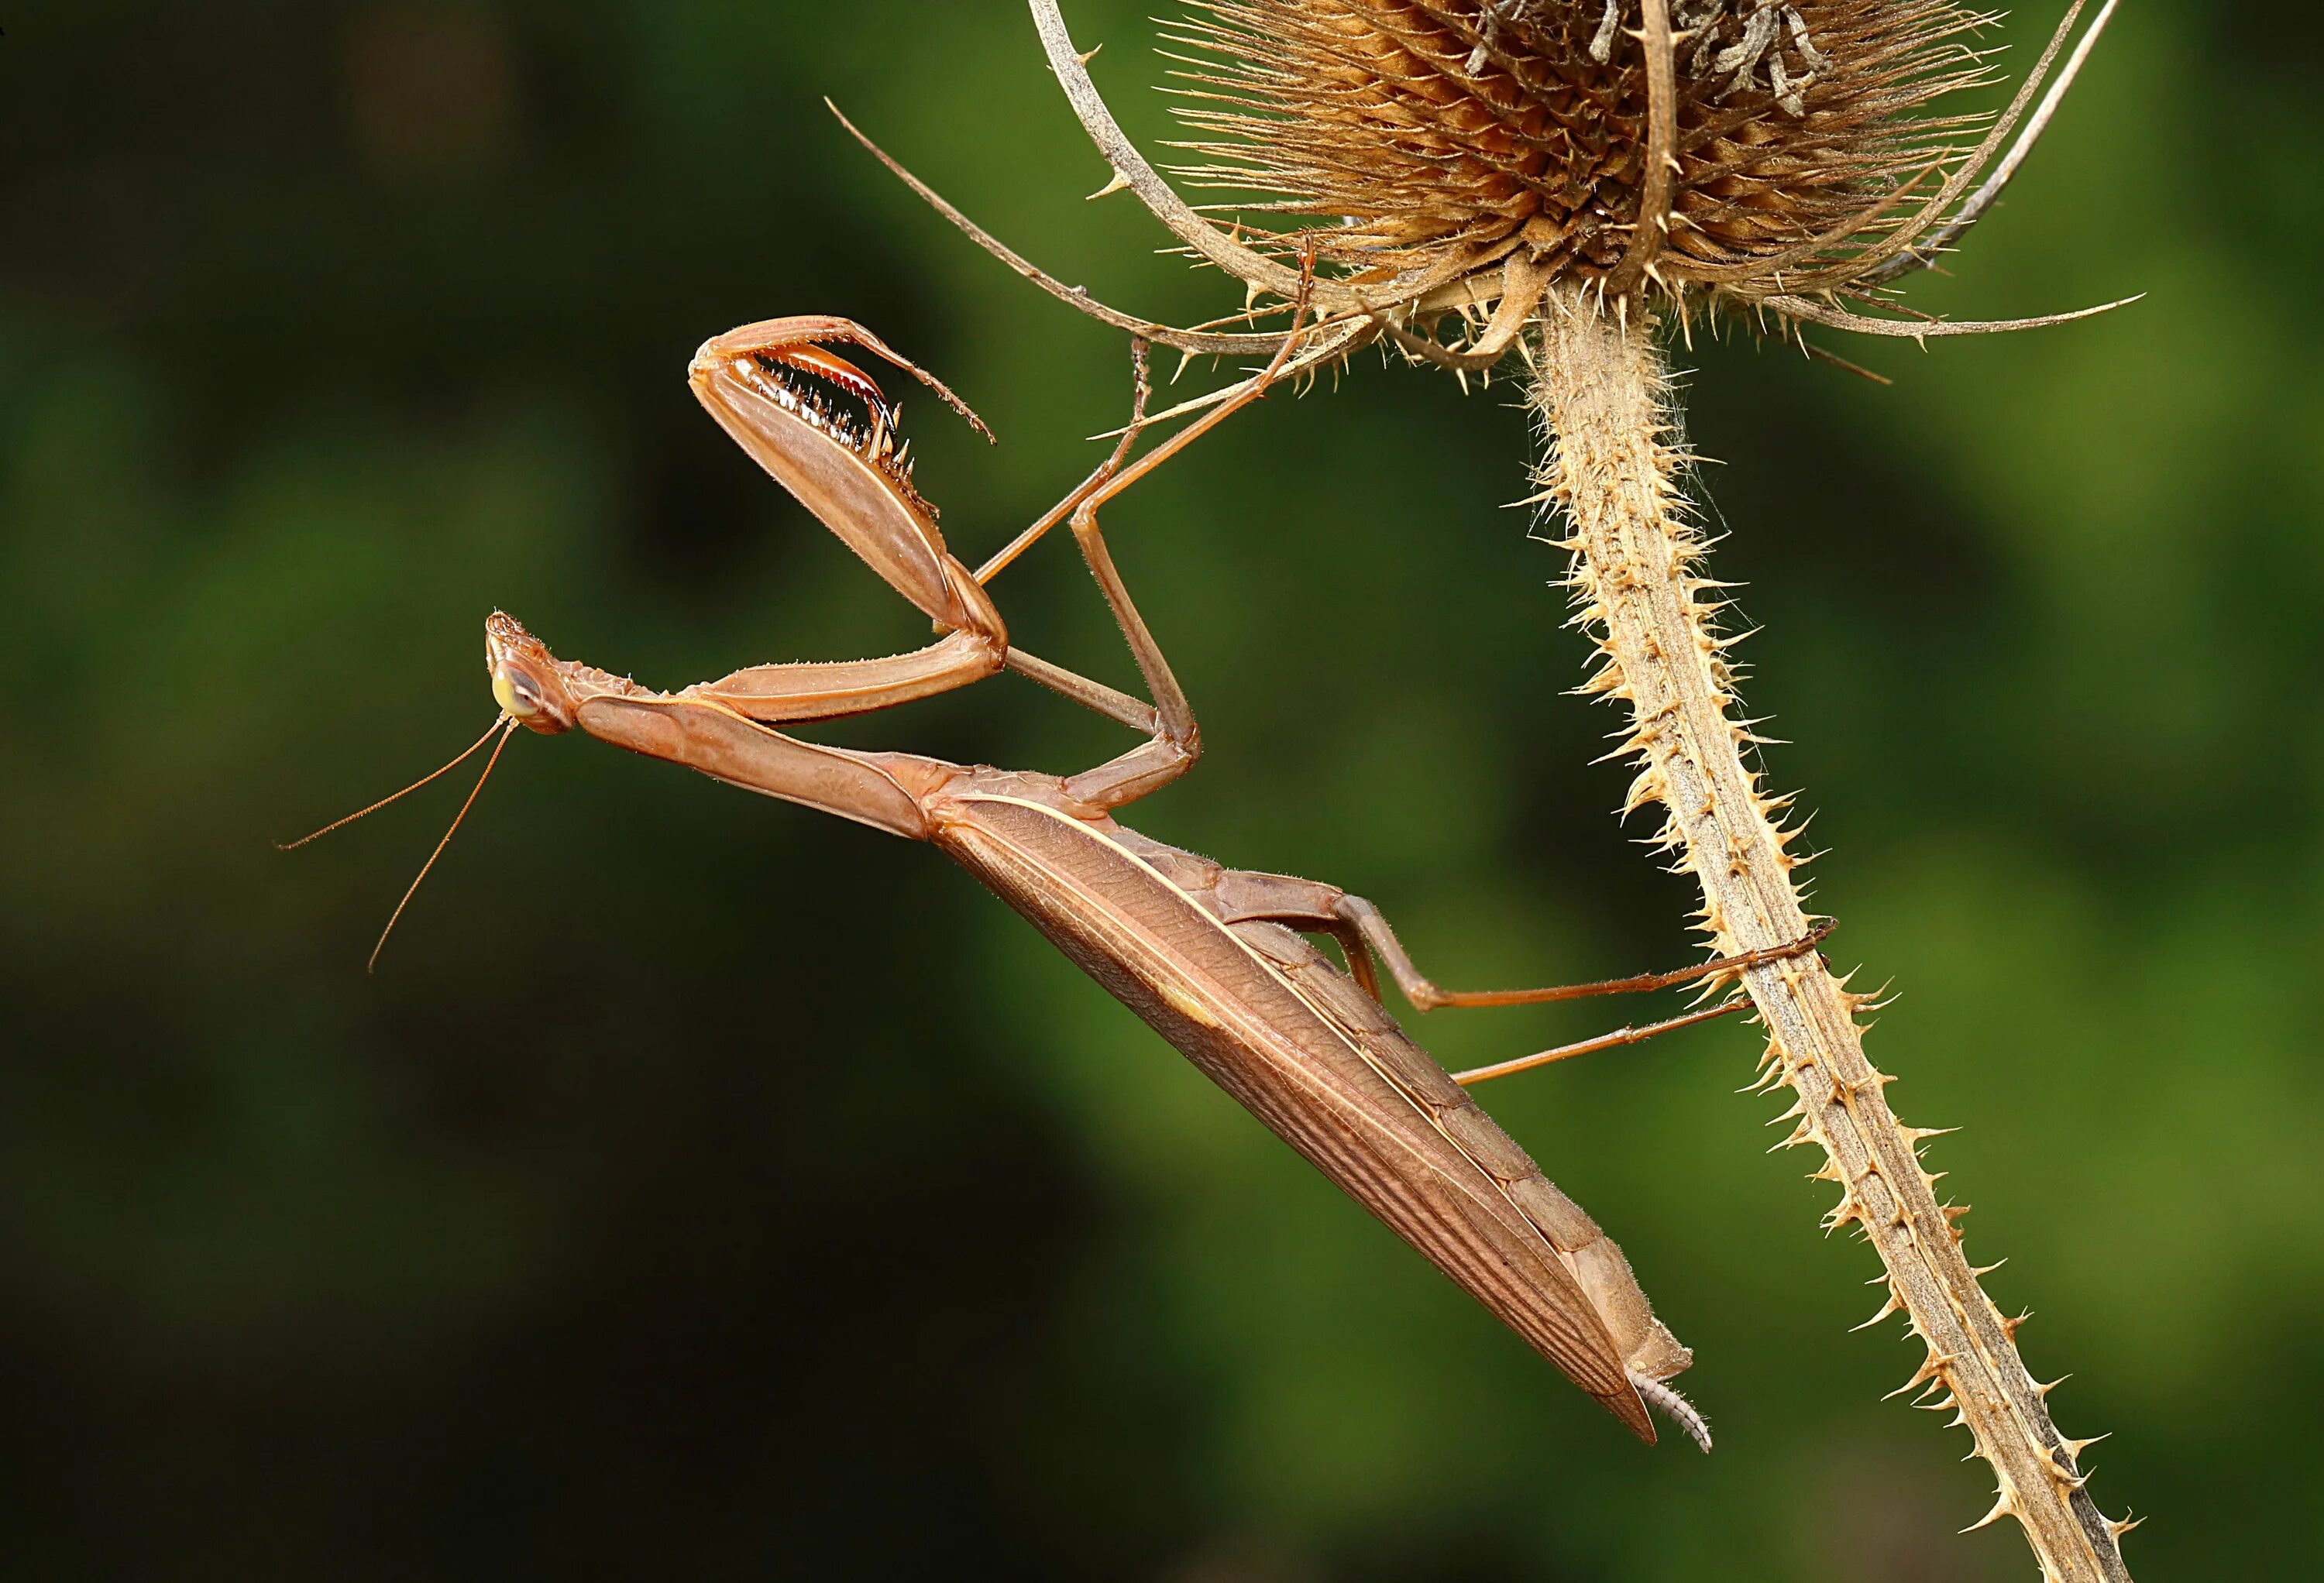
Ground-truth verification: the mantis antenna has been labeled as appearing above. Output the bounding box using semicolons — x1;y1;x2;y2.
280;711;520;971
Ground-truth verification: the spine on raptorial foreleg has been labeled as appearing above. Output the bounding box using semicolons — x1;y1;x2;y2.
1525;292;2134;1583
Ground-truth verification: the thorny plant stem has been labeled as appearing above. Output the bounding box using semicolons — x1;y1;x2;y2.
1530;294;2133;1583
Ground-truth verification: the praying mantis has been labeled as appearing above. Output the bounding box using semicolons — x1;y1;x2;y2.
301;307;1827;1449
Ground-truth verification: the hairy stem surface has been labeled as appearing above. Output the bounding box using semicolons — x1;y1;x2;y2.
1530;294;2133;1583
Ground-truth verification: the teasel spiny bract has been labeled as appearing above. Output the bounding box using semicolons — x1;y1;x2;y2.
841;0;2126;386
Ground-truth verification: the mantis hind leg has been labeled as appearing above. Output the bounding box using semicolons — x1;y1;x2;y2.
1195;866;1832;1084
1329;895;1835;1015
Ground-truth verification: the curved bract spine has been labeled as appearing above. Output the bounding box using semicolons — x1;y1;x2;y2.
836;0;2126;381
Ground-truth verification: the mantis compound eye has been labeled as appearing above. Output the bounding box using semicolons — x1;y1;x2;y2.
492;664;548;721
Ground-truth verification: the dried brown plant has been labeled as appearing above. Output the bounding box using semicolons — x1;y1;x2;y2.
851;3;2139;1579
1172;0;1992;306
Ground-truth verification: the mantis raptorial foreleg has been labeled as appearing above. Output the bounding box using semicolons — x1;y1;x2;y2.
676;316;1014;721
666;304;1291;737
678;313;1167;727
671;262;1319;788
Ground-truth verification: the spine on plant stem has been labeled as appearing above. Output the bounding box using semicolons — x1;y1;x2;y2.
1528;292;2133;1583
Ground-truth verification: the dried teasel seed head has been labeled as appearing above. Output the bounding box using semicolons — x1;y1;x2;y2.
892;0;2124;366
1166;0;1997;305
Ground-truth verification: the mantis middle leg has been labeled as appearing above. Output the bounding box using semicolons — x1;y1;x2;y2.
679;317;1016;723
1039;320;1323;809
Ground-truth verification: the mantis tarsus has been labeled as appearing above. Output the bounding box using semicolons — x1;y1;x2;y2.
303;311;1827;1448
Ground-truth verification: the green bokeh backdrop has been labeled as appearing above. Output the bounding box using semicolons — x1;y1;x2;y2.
3;2;2317;1578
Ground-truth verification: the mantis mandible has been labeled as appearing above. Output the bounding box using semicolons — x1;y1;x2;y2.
302;310;1827;1447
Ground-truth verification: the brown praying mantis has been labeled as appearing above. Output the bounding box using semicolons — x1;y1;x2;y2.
297;307;1828;1449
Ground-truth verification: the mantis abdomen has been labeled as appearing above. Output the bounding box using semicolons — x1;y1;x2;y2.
936;791;1695;1444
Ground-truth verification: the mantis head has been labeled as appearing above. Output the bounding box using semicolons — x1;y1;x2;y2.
486;610;580;735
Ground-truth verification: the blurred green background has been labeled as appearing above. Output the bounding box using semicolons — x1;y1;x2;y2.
3;2;2316;1577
